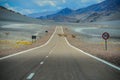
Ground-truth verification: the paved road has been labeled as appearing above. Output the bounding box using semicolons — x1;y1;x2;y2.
0;27;120;80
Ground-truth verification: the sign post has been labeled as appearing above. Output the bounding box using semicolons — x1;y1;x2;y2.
102;32;110;50
32;35;37;43
105;40;107;50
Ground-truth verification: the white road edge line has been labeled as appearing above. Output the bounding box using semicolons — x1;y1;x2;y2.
40;61;44;65
0;27;57;60
26;73;35;80
46;56;49;58
61;26;120;71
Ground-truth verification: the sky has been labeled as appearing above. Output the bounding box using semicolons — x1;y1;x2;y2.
0;0;105;15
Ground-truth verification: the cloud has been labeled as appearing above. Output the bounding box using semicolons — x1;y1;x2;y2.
81;0;104;3
49;1;56;6
81;0;89;3
20;9;35;14
4;3;17;11
97;0;104;3
57;6;62;10
34;0;57;7
62;0;66;3
1;0;105;15
4;3;35;14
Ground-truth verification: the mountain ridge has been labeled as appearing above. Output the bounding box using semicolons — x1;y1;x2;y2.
0;6;41;23
38;0;120;23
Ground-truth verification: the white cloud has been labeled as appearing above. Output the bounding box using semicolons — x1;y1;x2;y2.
4;3;34;14
97;0;104;3
34;0;56;7
81;0;104;3
62;0;66;3
81;0;89;3
49;1;56;6
20;9;34;14
4;3;17;11
57;6;62;10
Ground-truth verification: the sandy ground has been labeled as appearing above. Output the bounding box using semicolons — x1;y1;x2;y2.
63;27;120;67
0;27;55;57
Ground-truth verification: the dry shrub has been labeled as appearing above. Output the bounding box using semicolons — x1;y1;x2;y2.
5;32;10;36
63;34;67;37
71;34;76;38
65;28;68;30
58;34;67;37
58;34;62;36
0;40;10;44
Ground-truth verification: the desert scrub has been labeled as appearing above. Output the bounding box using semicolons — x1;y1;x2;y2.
16;41;32;45
71;34;76;38
58;34;67;37
0;40;10;44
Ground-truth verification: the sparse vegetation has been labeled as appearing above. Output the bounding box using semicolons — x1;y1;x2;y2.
0;40;10;44
58;34;67;37
71;34;76;38
16;41;32;45
65;28;68;30
58;34;62;36
64;27;120;67
5;32;10;36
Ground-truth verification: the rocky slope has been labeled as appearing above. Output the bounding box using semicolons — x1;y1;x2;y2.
0;6;41;23
38;0;120;23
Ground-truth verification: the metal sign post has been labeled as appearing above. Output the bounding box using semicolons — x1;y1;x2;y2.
105;40;107;50
102;32;110;51
32;35;37;43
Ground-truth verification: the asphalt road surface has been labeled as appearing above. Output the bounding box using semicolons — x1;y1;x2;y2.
0;27;120;80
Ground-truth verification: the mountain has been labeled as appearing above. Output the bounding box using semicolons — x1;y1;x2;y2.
76;0;120;13
38;8;75;22
54;8;74;16
38;0;120;22
0;6;41;23
27;10;59;18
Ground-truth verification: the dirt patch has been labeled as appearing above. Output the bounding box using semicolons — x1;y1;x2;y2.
0;27;55;57
64;27;120;67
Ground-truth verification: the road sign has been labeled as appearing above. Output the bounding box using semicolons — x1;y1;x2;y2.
102;32;110;50
32;35;37;43
102;32;110;40
32;35;36;39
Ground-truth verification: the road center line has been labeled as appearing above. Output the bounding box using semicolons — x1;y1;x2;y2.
49;44;56;55
39;44;56;66
46;56;49;58
26;73;35;80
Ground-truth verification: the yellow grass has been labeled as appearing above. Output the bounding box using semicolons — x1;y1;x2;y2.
0;40;10;44
13;45;20;48
16;41;32;45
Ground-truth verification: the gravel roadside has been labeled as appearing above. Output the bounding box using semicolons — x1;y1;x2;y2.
64;27;120;67
0;27;55;57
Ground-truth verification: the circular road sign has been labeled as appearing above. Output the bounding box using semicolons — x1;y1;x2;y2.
102;32;110;40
